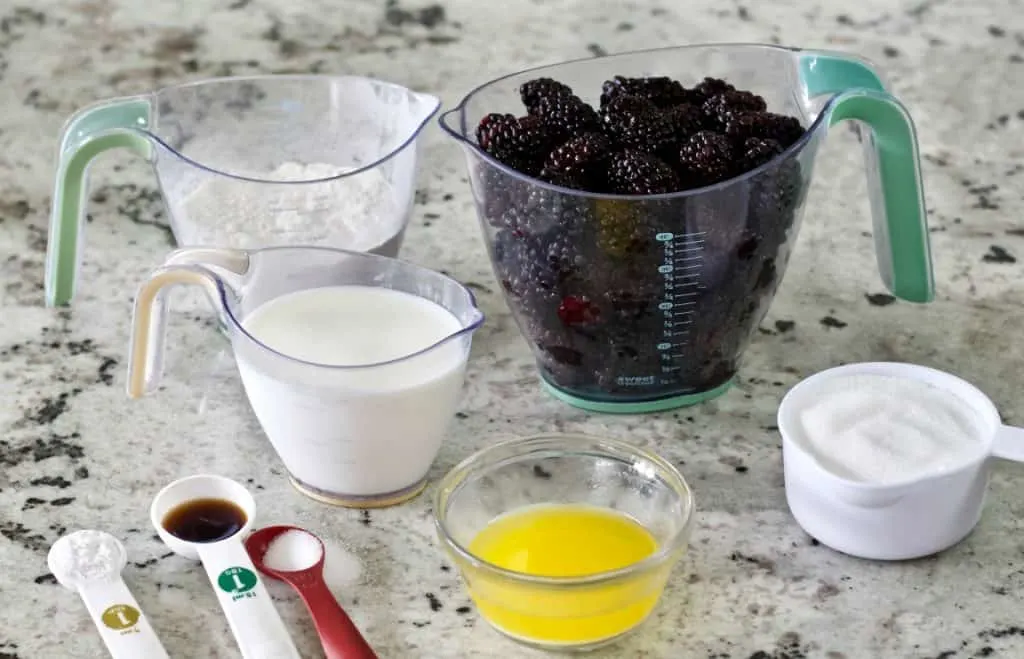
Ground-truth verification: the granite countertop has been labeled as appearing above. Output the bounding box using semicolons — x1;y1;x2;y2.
1;0;1023;657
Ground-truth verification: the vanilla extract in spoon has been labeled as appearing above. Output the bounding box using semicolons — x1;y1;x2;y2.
162;498;247;543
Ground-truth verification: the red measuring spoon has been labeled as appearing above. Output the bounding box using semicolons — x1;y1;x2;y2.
245;525;378;659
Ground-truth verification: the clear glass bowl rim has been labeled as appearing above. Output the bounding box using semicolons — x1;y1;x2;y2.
432;432;696;586
141;74;441;185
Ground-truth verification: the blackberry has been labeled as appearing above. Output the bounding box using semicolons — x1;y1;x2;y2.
539;132;613;189
599;75;692;109
538;168;589;190
558;295;601;326
593;198;647;256
738;137;784;173
701;90;768;129
530;94;601;140
497;205;532;234
724;112;805;148
606;150;682;195
516;183;592;235
600;93;657;119
692;77;736;101
749;157;805;232
474;163;524;223
677;131;735;187
664;104;704;140
496;184;575;236
520;77;574;111
491;230;557;298
601;284;659;322
543;228;586;276
601;95;678;155
476;113;556;175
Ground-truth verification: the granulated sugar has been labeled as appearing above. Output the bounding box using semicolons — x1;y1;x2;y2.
795;373;984;484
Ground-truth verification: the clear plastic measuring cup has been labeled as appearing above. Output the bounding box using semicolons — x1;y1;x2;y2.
127;246;484;508
440;44;935;413
46;75;440;307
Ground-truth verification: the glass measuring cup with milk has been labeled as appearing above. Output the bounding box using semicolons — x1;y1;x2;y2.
126;246;484;507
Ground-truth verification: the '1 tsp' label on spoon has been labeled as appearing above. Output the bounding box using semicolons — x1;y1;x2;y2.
218;567;259;601
102;605;142;634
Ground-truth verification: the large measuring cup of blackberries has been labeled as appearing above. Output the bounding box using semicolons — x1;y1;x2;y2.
440;44;935;414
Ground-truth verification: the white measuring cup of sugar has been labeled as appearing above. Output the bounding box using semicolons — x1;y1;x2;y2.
778;361;1024;561
150;474;301;659
48;530;170;659
128;246;484;508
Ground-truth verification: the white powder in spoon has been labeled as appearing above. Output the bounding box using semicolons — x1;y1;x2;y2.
262;530;363;592
263;529;324;572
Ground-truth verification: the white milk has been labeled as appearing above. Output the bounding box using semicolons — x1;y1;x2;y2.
794;373;985;484
233;285;469;498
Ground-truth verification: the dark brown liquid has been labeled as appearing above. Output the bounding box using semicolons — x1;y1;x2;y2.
162;498;247;543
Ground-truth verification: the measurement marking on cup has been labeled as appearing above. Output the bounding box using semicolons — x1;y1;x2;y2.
655;231;704;384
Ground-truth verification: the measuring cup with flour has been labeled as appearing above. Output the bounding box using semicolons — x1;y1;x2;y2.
45;75;440;307
47;530;170;659
127;246;485;507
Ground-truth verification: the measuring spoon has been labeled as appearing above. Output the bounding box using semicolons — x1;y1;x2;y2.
151;474;301;659
47;530;169;659
246;525;378;659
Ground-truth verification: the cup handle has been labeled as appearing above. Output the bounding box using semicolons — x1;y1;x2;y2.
799;52;935;304
46;95;154;308
991;425;1024;463
127;247;251;399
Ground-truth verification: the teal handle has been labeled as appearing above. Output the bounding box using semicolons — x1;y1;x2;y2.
46;96;154;307
799;52;934;303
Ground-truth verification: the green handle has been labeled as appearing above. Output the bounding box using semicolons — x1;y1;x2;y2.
799;52;935;303
46;96;154;307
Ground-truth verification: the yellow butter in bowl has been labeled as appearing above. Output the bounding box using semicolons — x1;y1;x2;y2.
433;434;695;652
466;503;664;646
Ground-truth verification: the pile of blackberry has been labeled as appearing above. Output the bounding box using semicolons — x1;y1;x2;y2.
477;75;804;193
474;74;808;401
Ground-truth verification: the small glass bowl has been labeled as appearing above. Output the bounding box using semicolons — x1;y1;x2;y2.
433;433;695;652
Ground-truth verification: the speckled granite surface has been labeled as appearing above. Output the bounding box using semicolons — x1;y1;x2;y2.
1;0;1023;657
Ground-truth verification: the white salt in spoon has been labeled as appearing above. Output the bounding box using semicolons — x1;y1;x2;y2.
246;526;378;659
47;530;170;659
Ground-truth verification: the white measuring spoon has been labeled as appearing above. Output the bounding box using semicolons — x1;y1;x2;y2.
47;530;170;659
151;474;301;659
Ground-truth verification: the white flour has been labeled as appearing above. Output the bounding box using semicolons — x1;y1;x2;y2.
48;530;126;588
176;161;403;251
